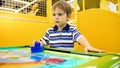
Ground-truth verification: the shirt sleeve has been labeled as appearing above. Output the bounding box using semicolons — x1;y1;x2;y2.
72;27;82;42
40;29;49;45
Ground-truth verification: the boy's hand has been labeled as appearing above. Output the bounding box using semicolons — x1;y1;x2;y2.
32;40;37;47
84;46;105;54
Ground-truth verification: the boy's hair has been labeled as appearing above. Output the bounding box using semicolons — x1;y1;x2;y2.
52;1;72;16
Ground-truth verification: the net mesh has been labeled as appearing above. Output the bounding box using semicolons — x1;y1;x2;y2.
0;0;76;26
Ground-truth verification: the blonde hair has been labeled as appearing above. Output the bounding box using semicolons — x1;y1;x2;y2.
52;1;72;16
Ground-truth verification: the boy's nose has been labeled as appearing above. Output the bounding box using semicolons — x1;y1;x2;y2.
55;16;59;19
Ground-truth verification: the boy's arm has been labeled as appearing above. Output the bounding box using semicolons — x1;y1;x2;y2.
77;35;105;54
32;28;50;47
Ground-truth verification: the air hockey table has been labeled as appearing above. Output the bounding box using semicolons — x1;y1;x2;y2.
0;46;120;68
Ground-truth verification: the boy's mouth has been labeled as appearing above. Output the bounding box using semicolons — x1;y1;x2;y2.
55;21;59;23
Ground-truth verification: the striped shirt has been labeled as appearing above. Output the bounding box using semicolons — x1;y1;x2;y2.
41;23;82;49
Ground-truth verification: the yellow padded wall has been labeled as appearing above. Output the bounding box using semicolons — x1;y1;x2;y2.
77;9;120;52
0;11;52;47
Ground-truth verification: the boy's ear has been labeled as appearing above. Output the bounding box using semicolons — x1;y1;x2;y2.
67;14;71;18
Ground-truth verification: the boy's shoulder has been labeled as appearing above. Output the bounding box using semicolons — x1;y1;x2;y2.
46;27;54;32
69;24;78;30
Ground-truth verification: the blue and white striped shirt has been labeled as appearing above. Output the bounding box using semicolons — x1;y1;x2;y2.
41;24;82;49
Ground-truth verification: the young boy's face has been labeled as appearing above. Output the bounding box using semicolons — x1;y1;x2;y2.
53;7;69;27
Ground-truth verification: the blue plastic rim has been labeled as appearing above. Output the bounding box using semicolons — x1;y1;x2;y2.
31;41;44;53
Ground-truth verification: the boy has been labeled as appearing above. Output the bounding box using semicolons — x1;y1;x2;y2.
33;1;104;54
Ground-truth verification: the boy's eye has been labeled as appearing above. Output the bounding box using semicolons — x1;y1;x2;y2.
58;13;63;16
53;13;55;16
53;13;63;16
